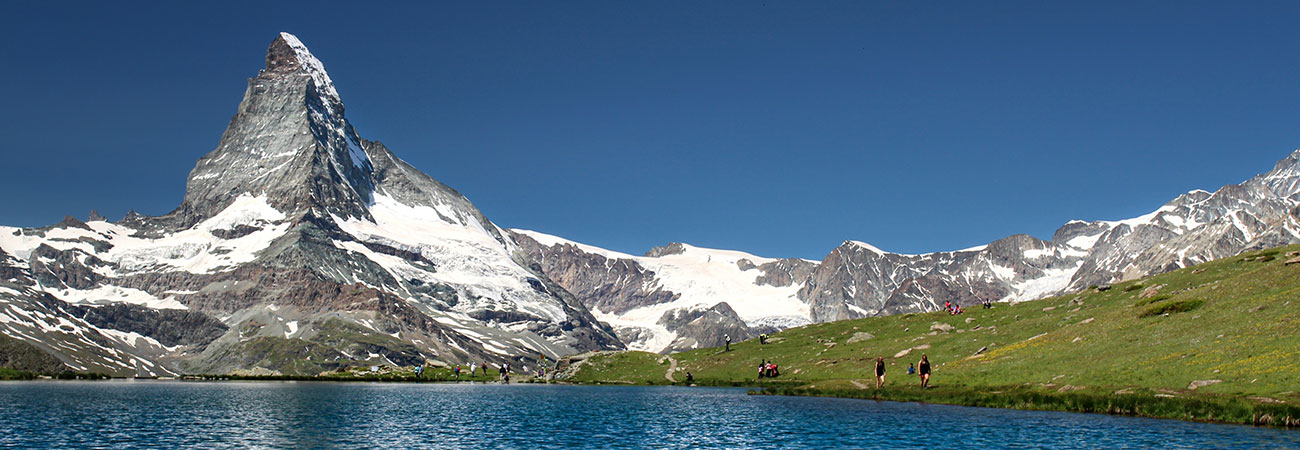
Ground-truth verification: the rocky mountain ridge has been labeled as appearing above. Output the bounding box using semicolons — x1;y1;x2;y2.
516;149;1300;352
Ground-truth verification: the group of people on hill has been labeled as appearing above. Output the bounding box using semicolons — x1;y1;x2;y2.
874;354;931;388
757;360;780;378
944;300;965;315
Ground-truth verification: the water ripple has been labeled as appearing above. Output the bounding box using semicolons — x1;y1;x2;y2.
0;381;1296;449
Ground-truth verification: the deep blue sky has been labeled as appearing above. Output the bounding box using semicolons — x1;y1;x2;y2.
3;2;1300;259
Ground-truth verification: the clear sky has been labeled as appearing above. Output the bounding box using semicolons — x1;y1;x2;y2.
3;2;1300;259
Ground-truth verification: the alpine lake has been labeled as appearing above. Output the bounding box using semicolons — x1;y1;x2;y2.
1;381;1296;449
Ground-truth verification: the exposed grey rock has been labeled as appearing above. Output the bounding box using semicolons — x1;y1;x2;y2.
846;332;874;343
644;243;688;258
658;302;772;353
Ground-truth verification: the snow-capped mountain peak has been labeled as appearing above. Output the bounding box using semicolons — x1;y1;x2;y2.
0;33;622;376
266;32;341;105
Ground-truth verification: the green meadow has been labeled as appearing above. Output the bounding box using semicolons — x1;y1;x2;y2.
566;246;1300;427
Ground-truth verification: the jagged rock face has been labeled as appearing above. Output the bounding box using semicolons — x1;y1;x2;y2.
513;233;680;316
0;32;621;376
512;231;810;353
183;33;373;223
656;302;774;353
518;150;1300;351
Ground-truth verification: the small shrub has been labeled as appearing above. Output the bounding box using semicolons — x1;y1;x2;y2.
1139;299;1206;318
1124;283;1145;292
1134;295;1171;307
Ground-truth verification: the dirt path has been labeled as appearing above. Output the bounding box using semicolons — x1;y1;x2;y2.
661;355;679;382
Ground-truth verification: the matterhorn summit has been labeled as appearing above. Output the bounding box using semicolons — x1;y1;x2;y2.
0;33;620;376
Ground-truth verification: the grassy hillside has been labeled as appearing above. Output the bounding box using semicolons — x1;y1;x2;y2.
568;245;1300;426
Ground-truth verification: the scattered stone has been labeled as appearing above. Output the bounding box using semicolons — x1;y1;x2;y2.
1192;268;1206;274
1072;337;1082;343
972;346;988;356
972;325;982;331
894;348;912;358
914;344;931;350
1155;394;1177;398
927;331;938;336
846;332;875;344
1248;305;1265;313
1080;317;1094;324
930;323;955;333
1139;284;1165;299
1069;307;1080;312
1249;396;1284;404
1285;256;1300;266
1042;306;1056;312
1097;285;1112;291
1187;379;1222;390
1114;388;1134;395
1058;385;1085;393
965;317;975;323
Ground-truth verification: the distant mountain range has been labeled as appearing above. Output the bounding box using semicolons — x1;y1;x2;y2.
2;33;1298;375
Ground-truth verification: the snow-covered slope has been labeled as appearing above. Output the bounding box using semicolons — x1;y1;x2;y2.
512;230;817;352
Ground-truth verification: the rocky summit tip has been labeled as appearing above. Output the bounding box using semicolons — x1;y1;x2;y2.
262;32;341;104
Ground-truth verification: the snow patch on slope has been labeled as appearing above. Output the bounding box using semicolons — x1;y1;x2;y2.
333;193;566;323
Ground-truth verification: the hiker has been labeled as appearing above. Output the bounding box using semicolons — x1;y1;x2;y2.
470;363;477;377
758;361;766;379
875;356;886;388
482;362;489;376
685;372;694;383
725;334;731;351
415;365;423;379
454;365;461;379
907;363;915;375
759;334;767;345
918;354;931;388
767;362;779;378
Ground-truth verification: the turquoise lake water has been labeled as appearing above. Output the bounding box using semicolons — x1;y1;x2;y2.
0;381;1296;449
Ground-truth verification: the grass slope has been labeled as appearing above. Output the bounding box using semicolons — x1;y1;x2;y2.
570;246;1300;427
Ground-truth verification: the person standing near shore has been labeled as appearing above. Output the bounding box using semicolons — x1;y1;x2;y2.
874;357;886;388
918;354;931;388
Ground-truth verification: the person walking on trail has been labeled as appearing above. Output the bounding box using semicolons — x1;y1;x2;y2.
918;354;932;388
725;334;731;352
875;356;887;388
